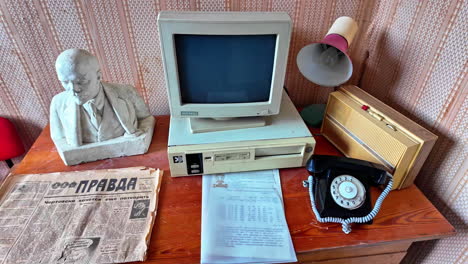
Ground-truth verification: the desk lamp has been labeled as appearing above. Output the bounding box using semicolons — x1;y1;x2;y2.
0;117;25;168
297;17;358;127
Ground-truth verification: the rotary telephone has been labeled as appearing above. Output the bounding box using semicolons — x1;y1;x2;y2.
302;155;393;234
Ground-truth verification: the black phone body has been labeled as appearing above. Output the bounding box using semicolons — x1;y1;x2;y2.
306;155;389;220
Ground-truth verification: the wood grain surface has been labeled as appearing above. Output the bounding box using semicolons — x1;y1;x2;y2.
9;116;455;264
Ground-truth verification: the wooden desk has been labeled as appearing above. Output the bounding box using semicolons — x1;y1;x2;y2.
11;116;455;264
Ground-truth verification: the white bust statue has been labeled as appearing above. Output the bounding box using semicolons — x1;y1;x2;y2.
50;49;155;165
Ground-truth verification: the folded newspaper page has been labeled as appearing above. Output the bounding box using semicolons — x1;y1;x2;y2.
0;167;162;264
201;169;297;264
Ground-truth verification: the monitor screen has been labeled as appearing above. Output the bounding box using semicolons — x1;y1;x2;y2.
174;34;277;104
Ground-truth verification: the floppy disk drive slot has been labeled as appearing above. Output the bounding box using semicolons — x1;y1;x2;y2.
209;144;306;163
255;144;305;158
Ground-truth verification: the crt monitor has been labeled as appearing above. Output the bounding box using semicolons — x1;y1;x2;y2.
157;12;291;131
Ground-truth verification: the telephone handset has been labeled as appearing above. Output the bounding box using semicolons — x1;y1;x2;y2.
303;155;393;234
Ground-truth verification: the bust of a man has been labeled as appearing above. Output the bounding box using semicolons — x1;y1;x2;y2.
50;49;155;165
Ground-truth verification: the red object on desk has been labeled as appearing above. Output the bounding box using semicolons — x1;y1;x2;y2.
0;117;24;165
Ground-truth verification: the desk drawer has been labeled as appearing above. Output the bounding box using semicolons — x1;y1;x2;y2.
300;252;407;264
297;241;411;263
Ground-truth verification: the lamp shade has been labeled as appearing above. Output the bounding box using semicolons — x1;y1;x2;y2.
0;117;25;160
296;16;358;87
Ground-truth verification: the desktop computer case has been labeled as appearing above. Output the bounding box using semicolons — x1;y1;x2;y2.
169;138;314;177
168;92;315;177
321;85;437;190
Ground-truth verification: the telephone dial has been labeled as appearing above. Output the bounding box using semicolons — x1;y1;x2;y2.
303;155;393;234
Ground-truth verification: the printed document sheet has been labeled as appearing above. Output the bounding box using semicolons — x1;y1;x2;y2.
201;169;297;264
0;167;162;264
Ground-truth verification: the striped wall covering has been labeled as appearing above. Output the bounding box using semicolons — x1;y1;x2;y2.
0;1;466;263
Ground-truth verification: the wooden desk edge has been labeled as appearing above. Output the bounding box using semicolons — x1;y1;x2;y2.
295;228;455;263
295;228;455;255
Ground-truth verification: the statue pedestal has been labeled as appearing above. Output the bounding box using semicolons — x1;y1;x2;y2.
54;116;155;165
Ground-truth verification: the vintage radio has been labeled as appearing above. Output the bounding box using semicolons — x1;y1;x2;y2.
321;85;437;189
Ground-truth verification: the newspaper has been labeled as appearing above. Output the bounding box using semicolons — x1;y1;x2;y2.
201;170;297;264
0;167;162;264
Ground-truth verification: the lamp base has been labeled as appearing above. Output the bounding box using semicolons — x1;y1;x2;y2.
300;104;326;128
5;159;13;168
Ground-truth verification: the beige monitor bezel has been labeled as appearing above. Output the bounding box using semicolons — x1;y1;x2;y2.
158;11;292;118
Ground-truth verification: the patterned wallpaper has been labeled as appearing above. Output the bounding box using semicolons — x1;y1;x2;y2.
0;1;466;263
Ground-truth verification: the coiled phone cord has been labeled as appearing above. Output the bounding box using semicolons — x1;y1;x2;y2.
302;173;393;234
